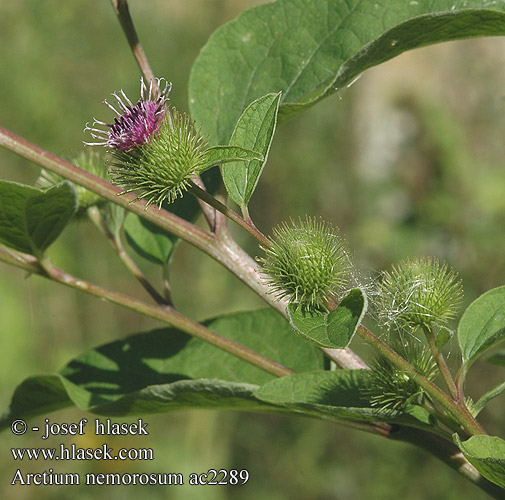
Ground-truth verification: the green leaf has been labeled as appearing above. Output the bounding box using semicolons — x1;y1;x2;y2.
25;182;78;255
458;286;505;365
0;180;39;253
68;379;273;417
189;0;505;144
1;309;323;423
200;145;263;173
454;434;505;489
488;351;505;368
0;375;72;430
255;370;432;428
436;328;452;350
287;289;367;348
473;381;505;416
124;213;175;265
0;180;77;256
222;92;281;209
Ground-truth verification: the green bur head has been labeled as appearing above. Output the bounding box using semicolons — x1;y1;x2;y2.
367;339;438;411
378;257;463;331
260;217;351;312
110;108;208;208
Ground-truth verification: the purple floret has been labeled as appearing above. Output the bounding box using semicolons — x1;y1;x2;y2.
85;78;171;152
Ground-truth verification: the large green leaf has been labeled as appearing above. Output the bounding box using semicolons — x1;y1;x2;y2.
254;370;432;428
189;0;505;144
66;379;272;417
454;434;505;489
287;289;367;348
458;286;505;365
222;92;281;209
1;309;323;426
0;180;77;256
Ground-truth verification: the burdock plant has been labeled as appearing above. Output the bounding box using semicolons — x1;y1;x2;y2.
1;1;505;498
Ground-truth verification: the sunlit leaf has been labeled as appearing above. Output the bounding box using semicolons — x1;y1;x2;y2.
0;180;77;256
189;0;505;143
458;286;505;365
222;92;281;209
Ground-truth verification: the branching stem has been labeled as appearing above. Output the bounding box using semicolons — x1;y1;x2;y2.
423;325;459;401
188;180;271;248
87;206;171;306
0;126;280;313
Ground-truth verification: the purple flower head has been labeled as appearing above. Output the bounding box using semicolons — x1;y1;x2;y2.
84;77;171;151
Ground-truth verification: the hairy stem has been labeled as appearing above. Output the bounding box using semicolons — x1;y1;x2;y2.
191;176;217;231
424;325;459;400
87;206;170;306
162;259;173;305
456;364;468;402
109;0;155;85
188;180;271;248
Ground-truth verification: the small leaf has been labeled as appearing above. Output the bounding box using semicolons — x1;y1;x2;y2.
287;289;367;348
0;180;77;256
488;351;505;368
124;213;175;265
0;180;39;253
473;381;505;416
255;370;432;428
222;92;281;209
458;286;505;365
200;145;263;173
1;309;323;423
454;434;505;489
25;182;78;255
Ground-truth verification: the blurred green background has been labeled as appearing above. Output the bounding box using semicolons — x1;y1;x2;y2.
1;1;505;499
